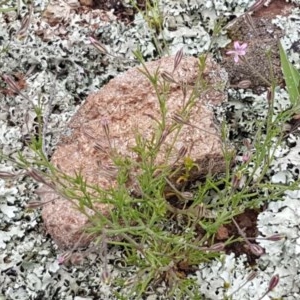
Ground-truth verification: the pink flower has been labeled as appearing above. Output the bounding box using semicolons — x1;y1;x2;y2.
226;41;248;63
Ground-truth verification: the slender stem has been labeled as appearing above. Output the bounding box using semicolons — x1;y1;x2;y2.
232;217;251;245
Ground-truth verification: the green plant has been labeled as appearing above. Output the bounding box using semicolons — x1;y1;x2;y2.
131;0;163;34
279;41;300;107
0;0;297;297
1;36;299;299
128;0;168;56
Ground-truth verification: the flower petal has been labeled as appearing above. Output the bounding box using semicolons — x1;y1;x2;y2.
233;41;241;49
226;50;235;55
240;43;248;50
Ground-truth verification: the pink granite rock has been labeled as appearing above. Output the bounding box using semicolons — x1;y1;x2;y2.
41;55;228;249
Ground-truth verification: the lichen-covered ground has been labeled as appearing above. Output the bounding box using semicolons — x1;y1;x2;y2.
1;0;300;299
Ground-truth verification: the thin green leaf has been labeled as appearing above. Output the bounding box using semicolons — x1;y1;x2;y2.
279;41;300;106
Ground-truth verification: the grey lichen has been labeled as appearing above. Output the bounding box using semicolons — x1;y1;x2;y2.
1;0;300;299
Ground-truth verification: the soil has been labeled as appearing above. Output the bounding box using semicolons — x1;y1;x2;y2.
85;0;148;23
169;208;263;277
217;208;262;265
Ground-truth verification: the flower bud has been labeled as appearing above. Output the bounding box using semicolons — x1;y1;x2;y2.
180;191;193;200
94;142;107;154
242;152;251;163
249;243;264;256
57;256;65;265
208;242;225;252
101;117;112;148
101;117;110;137
161;71;177;83
26;200;46;209
268;274;279;291
57;252;72;265
101;269;111;284
89;37;109;55
157;126;170;147
26;168;47;184
2;74;21;94
173;48;184;72
0;171;19;179
172;113;188;125
242;138;252;150
267;87;273;104
231;172;241;189
246;271;258;282
15;4;33;39
181;82;187;102
237;80;251;89
178;145;188;159
265;234;285;241
70;253;84;265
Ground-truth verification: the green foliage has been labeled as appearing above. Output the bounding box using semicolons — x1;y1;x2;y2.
2;31;299;299
279;41;300;107
7;63;294;298
129;0;163;34
129;0;168;56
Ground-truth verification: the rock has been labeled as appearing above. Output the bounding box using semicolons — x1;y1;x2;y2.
41;55;228;249
216;225;229;240
79;0;93;7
